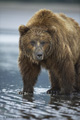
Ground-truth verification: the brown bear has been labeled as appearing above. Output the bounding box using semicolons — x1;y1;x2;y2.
18;9;80;95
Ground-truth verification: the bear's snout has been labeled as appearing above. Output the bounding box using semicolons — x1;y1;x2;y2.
34;47;44;61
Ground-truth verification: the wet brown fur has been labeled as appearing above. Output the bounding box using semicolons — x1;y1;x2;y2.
18;9;80;94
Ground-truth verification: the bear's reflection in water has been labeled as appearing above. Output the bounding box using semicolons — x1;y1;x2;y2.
20;91;80;120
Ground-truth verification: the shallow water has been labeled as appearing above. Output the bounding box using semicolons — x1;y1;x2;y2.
0;88;80;120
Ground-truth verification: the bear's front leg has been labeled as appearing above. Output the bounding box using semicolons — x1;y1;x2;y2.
19;56;40;94
22;66;40;94
60;58;75;95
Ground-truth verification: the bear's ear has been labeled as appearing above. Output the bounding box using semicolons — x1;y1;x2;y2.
18;25;29;36
47;26;57;34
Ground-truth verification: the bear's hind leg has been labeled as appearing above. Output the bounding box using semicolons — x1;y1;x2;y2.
60;58;75;95
47;70;60;94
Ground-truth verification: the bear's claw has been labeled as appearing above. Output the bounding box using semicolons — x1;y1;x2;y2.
19;91;33;95
47;88;59;95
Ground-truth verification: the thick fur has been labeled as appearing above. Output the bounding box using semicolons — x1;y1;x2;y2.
18;9;80;95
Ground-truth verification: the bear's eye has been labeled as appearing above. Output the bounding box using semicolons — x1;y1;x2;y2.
30;41;36;46
40;41;46;46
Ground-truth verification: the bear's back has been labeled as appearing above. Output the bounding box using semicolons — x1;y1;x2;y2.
57;13;80;33
27;9;80;33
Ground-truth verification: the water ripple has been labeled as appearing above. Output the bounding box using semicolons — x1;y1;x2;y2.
0;88;80;120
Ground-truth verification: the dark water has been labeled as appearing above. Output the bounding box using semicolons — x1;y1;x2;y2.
0;19;80;119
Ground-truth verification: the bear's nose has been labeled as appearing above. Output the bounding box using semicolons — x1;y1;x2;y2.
37;53;42;57
36;52;43;60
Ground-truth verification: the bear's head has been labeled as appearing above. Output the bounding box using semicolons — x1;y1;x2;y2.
19;25;56;63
